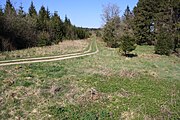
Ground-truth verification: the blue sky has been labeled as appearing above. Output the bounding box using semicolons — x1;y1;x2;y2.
0;0;138;28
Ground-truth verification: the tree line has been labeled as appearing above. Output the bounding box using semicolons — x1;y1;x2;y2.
102;0;180;56
0;0;90;51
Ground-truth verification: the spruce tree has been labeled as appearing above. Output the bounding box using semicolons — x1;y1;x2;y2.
4;0;16;15
39;6;47;21
155;0;175;55
51;11;63;43
103;16;121;48
172;0;180;53
119;6;136;55
0;5;4;50
123;6;131;22
18;3;26;17
37;5;48;31
120;34;136;55
46;7;51;20
28;1;37;17
133;0;157;45
64;15;72;26
155;28;174;55
63;15;74;39
122;6;134;32
36;6;51;46
0;6;3;16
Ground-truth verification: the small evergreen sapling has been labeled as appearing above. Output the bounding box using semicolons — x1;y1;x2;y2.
119;34;136;55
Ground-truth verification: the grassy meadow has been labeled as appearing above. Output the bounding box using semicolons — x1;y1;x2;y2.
0;38;179;119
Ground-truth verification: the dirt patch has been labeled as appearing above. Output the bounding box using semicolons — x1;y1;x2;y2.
149;71;158;77
140;70;158;78
117;88;132;98
107;88;137;100
49;85;62;95
121;111;136;120
84;67;112;77
160;105;172;119
139;54;160;59
78;88;104;102
64;84;81;104
64;85;105;105
2;86;41;104
118;69;139;78
3;78;15;87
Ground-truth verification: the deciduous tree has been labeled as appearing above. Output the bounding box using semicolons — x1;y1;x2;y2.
101;3;120;23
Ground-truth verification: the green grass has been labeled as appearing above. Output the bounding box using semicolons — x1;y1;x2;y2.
0;38;179;119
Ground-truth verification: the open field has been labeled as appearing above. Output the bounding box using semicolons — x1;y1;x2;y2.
0;38;180;119
0;39;90;61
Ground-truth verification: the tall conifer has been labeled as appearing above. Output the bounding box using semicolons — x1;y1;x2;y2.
133;0;157;45
28;1;37;17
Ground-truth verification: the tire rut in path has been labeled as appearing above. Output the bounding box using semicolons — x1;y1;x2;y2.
0;40;98;66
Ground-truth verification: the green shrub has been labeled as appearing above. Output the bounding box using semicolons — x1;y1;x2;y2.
102;17;121;48
96;30;102;37
37;31;51;47
119;34;136;55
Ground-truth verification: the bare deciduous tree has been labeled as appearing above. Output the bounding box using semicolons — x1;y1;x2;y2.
101;3;120;24
101;3;121;48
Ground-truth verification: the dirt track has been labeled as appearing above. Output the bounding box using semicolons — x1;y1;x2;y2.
0;40;98;67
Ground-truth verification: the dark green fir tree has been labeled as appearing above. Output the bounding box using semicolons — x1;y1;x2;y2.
28;1;37;17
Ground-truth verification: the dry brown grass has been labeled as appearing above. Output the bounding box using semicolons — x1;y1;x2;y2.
118;69;139;78
77;88;105;103
64;82;106;105
0;39;89;60
139;54;161;59
84;67;112;76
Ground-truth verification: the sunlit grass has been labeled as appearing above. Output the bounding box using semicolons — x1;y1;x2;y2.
0;38;179;119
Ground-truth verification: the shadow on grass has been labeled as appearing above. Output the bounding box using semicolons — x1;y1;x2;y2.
124;53;138;58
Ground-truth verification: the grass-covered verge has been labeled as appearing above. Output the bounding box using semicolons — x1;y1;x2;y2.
0;39;90;61
0;38;179;119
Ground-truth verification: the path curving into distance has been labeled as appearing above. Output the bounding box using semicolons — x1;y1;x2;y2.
0;39;93;63
0;39;99;67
